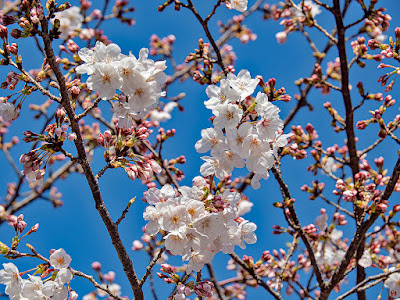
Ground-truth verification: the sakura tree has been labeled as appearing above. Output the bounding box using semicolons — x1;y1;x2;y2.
0;0;400;299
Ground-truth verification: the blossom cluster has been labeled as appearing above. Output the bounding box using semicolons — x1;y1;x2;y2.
77;41;167;124
143;179;256;274
0;249;74;300
195;69;291;189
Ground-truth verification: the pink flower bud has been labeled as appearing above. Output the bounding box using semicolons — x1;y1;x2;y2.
0;25;8;39
91;261;102;271
131;240;143;250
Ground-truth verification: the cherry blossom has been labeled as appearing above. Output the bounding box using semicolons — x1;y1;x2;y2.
49;248;72;269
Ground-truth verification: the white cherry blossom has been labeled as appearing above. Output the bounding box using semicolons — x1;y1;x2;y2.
226;122;253;158
200;156;226;180
227;69;259;100
204;79;240;112
86;64;122;100
193;214;224;240
53;6;83;40
384;269;400;298
195;128;228;155
49;248;72;269
0;263;22;297
226;0;248;13
165;231;188;255
0;102;19;123
146;184;176;205
213;103;242;130
358;250;372;268
237;221;257;249
315;213;328;231
162;205;190;232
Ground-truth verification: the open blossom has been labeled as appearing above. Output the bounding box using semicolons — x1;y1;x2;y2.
226;0;248;12
227;69;259;100
358;250;372;268
195;128;228;155
150;102;178;122
237;221;257;249
21;275;44;299
165;231;188;255
293;0;322;18
0;263;22;297
0;102;19;122
146;184;176;204
384;269;400;298
204;79;240;112
50;248;72;269
52;6;83;40
200;156;226;180
213;103;242;130
97;283;121;297
315;213;328;231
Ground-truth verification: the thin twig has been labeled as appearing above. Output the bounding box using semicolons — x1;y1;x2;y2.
8;60;61;103
271;166;326;289
335;268;400;300
115;197;136;226
140;247;166;286
206;263;226;300
229;253;283;300
2;146;23;179
319;194;354;218
76;97;102;120
277;234;299;293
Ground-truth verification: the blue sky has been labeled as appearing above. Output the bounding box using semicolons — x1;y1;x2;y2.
2;0;400;299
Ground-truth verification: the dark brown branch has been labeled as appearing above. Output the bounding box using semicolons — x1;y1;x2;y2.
38;16;144;300
271;166;326;290
206;263;226;300
140;247;166;286
2;161;75;222
186;0;227;73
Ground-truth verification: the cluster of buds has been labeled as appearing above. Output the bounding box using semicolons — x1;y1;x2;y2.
218;15;257;44
279;124;319;160
361;8;391;41
272;1;322;45
19;150;47;185
158;264;214;299
377;62;400;92
111;0;136;26
82;261;122;299
255;77;291;102
356;96;398;138
1;71;20;90
97;125;150;162
124;159;162;182
187;39;226;85
298;63;330;95
301;180;325;200
219;44;237;67
350;36;383;65
322;102;346;132
97;124;164;182
150;34;175;57
6;214;38;250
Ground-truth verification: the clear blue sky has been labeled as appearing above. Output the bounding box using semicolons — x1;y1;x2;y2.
1;0;400;299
